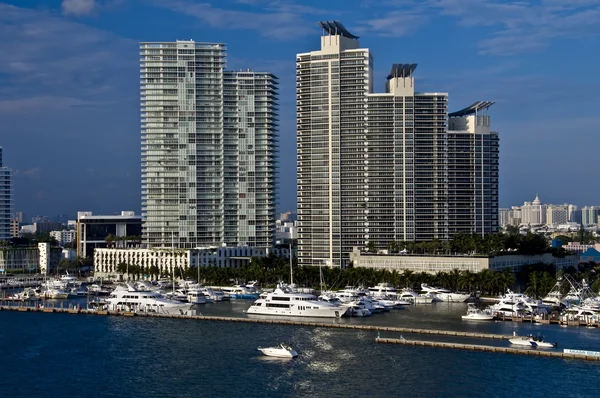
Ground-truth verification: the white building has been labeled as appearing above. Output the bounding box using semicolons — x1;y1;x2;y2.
296;21;499;268
0;147;12;241
581;206;599;226
350;247;578;273
94;246;293;278
140;41;278;250
520;195;547;225
50;230;76;246
546;205;569;227
275;220;297;244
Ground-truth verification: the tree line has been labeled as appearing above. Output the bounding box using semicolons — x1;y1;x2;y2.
114;254;600;297
372;230;563;257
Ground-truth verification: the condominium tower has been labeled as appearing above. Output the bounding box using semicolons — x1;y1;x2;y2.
297;22;499;267
140;41;278;249
0;147;12;241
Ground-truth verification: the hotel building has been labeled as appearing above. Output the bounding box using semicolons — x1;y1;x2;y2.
296;21;499;267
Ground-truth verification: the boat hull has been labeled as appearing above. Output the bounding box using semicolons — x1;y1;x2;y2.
247;307;347;318
462;314;494;321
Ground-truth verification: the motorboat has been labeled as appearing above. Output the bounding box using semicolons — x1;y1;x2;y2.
87;284;112;296
104;284;194;315
367;283;399;298
509;333;557;348
220;285;259;300
420;284;471;303
35;287;70;299
542;280;564;308
398;289;434;304
345;304;372;317
258;343;298;358
247;283;349;318
8;288;39;301
462;303;494;321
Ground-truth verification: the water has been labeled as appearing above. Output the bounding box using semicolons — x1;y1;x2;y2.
2;301;599;397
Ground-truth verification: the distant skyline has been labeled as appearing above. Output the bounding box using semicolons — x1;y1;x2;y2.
1;0;600;217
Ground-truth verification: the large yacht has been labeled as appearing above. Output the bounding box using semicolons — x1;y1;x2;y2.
104;284;194;315
247;284;349;318
420;284;471;303
367;283;399;298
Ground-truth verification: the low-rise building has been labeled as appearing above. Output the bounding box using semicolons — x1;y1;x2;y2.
0;243;62;274
349;247;578;273
50;230;76;246
94;246;294;278
76;211;142;258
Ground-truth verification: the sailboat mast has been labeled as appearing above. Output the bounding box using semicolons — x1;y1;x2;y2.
172;231;175;295
289;243;293;286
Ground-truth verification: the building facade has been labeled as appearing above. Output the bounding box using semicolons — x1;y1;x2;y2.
448;102;499;236
297;21;499;268
0;243;62;273
0;147;12;241
76;211;142;258
350;248;578;273
94;246;293;278
140;41;278;250
50;230;76;246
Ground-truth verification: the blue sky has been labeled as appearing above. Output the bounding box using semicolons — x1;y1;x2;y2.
1;0;599;219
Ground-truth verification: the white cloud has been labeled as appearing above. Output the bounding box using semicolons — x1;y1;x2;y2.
363;0;600;55
0;4;137;110
153;0;327;38
61;0;97;16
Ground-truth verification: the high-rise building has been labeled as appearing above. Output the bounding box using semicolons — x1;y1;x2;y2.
296;21;499;267
448;102;499;236
0;147;12;241
140;41;278;249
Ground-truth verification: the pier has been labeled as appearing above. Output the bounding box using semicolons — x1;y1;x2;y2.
375;337;600;362
0;301;512;339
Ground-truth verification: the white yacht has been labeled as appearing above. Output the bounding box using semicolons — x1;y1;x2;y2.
367;283;399;298
258;343;298;358
462;303;494;321
220;285;259;299
542;281;564;308
104;284;194;315
420;284;471;303
247;284;348;318
398;289;434;304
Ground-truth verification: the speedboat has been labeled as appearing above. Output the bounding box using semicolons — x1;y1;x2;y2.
258;343;298;358
509;334;557;348
462;303;494;321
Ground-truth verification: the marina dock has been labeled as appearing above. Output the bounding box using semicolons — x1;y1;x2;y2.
375;337;600;362
0;300;512;339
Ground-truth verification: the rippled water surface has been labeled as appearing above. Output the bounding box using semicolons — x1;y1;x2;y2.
2;301;599;397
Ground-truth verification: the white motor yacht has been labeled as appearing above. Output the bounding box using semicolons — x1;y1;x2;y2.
35;287;70;299
258;343;298;358
509;333;557;348
398;289;434;304
420;284;471;303
462;303;494;321
104;284;194;315
247;283;348;318
542;281;564;308
367;283;399;298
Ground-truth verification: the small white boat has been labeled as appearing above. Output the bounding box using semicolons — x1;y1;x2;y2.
258;343;298;358
509;333;557;348
462;303;494;321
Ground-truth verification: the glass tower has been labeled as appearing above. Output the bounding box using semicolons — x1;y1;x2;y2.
140;41;278;249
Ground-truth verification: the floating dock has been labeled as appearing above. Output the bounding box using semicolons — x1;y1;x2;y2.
376;337;600;362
